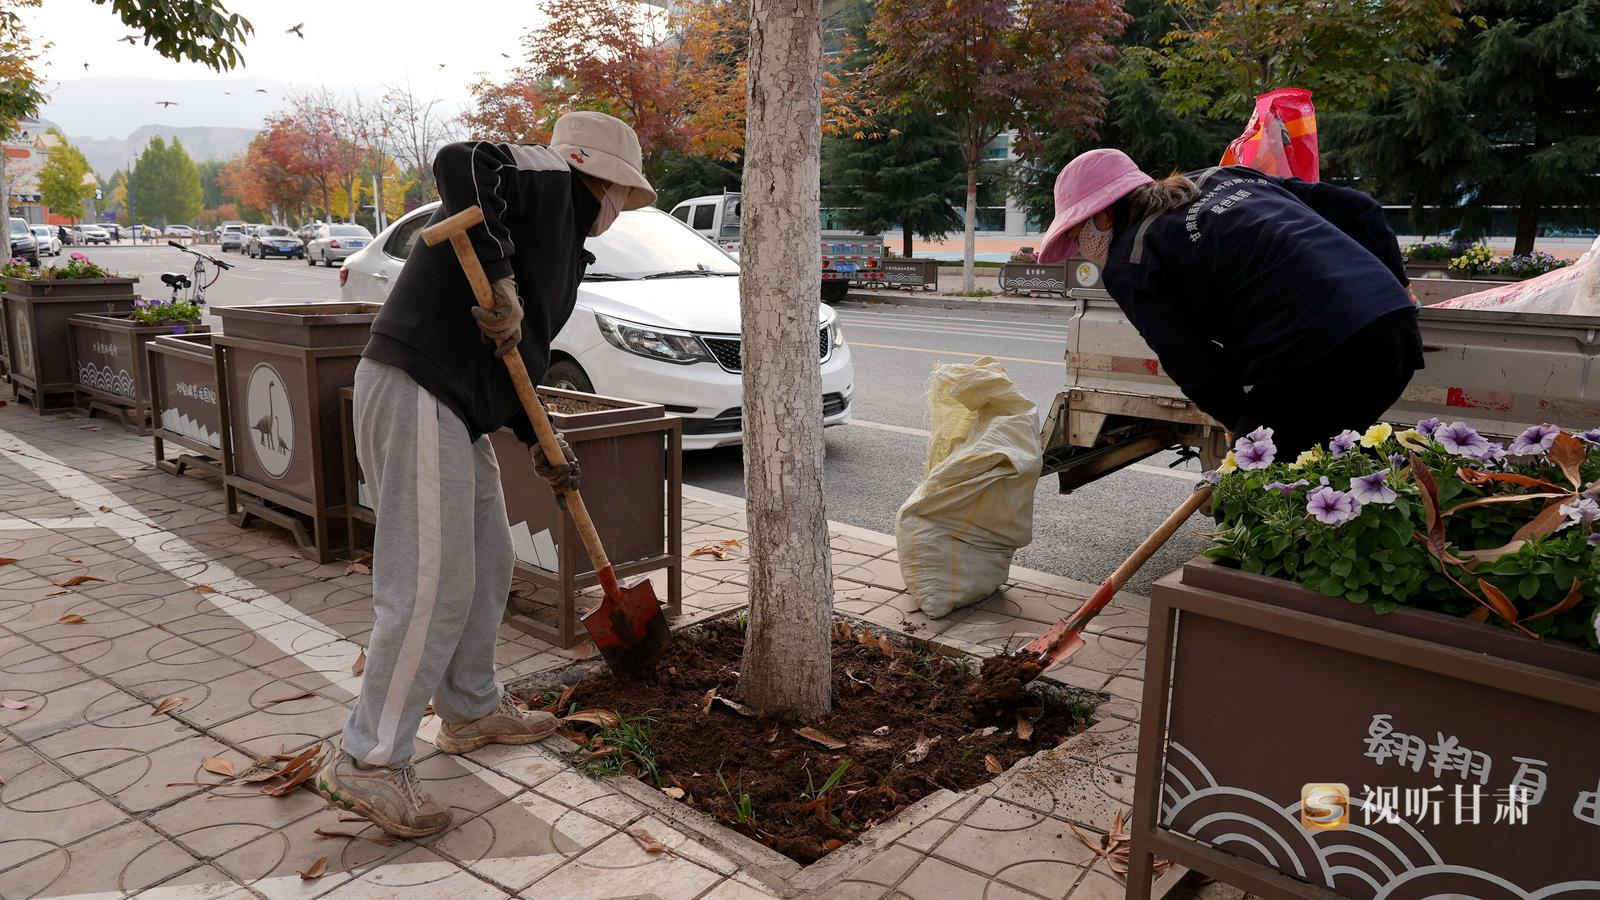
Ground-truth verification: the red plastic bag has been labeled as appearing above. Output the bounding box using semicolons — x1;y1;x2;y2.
1220;88;1319;183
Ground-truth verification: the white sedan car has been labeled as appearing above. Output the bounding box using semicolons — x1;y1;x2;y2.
340;202;854;450
30;225;60;256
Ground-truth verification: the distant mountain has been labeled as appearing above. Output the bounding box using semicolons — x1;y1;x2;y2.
76;125;258;177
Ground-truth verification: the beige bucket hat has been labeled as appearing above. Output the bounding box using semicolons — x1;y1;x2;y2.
551;111;657;211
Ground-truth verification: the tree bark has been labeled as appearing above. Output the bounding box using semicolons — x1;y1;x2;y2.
738;0;834;721
1514;194;1539;257
963;157;978;293
902;219;913;258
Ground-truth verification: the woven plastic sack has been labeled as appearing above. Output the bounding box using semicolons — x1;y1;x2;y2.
895;358;1042;619
1433;237;1600;316
1221;88;1320;183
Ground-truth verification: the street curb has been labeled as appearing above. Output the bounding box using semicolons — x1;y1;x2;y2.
842;290;1074;317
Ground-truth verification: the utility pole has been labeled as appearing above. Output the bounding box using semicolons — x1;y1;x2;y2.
126;159;135;244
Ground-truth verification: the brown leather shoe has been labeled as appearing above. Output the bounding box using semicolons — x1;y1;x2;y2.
436;693;559;754
314;751;452;838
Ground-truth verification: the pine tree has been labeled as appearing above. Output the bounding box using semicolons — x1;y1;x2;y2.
130;136;204;225
1336;0;1600;254
651;151;743;212
822;111;963;257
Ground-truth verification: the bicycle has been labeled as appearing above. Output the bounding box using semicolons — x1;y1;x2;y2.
164;240;232;306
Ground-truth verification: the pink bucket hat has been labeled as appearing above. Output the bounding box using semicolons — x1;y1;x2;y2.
1037;149;1153;264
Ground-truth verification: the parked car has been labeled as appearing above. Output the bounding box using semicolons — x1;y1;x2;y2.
297;222;324;243
164;224;197;239
247;225;305;259
30;225;60;256
219;223;245;252
306;223;373;267
104;223;123;241
79;225;111;245
340;202;853;450
8;218;39;267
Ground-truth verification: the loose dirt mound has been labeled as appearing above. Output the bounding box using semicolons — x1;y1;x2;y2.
522;618;1091;865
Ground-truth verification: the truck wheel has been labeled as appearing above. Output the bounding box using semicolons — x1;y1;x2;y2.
821;280;849;305
541;359;594;394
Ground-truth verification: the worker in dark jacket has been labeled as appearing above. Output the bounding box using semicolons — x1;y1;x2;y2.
317;112;655;839
1038;149;1422;456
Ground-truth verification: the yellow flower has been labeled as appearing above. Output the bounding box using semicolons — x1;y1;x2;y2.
1395;429;1429;451
1361;423;1394;448
1291;447;1322;469
1218;451;1238;475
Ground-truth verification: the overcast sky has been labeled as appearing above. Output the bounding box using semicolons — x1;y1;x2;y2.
26;0;538;132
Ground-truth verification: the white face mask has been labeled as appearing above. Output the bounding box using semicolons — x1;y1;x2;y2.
1076;216;1113;266
589;183;628;237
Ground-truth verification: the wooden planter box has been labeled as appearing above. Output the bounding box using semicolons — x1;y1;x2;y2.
341;385;684;648
1;277;139;412
147;332;224;478
1127;558;1600;900
215;302;380;563
873;259;940;292
999;262;1069;296
66;313;209;433
1403;261;1454;280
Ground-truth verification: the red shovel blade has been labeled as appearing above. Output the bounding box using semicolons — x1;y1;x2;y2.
1021;578;1114;673
581;568;669;676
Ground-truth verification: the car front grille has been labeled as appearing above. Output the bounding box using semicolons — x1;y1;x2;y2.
683;393;850;436
699;327;832;374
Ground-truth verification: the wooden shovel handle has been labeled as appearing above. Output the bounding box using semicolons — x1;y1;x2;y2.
1106;486;1212;594
422;206;612;574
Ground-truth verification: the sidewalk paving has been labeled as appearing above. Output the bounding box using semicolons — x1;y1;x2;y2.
0;387;1157;900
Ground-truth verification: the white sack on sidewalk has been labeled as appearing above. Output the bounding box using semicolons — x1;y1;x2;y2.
896;357;1043;619
1433;236;1600;315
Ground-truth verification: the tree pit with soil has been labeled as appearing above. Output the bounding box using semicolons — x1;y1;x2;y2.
517;616;1094;865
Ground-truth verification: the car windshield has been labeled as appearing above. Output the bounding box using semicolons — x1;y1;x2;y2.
10;220;27;236
587;209;738;279
329;225;369;237
263;227;294;237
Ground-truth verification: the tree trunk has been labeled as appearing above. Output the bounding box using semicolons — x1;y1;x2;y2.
963;158;978;293
1514;194;1539;257
737;0;833;722
902;219;913;258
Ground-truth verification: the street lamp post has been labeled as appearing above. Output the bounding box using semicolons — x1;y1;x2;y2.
126;159;135;244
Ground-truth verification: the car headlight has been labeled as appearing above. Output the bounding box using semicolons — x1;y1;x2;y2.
595;313;711;365
831;321;845;348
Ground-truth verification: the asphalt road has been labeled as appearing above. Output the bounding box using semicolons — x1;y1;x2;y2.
71;244;1209;595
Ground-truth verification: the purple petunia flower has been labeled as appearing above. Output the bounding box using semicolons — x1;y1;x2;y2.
1329;430;1360;457
1481;442;1507;465
1235;439;1275;470
1264;479;1309;500
1388;453;1407;469
1559;497;1600;531
1589;532;1600;548
1437;421;1491;459
1319;475;1330;486
171;324;187;334
1306;486;1361;526
1245;426;1274;444
1416;417;1443;439
1580;428;1600;445
70;251;87;261
1350;469;1397;505
1201;469;1221;485
1508;424;1559;457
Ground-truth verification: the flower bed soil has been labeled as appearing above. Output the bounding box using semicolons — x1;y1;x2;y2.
540;393;617;415
519;617;1092;865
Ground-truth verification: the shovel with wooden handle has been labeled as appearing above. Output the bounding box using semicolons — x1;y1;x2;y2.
422;205;670;676
1022;486;1212;672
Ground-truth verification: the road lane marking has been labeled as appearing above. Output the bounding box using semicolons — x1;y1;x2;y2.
840;320;1065;344
844;419;1201;482
848;341;1061;367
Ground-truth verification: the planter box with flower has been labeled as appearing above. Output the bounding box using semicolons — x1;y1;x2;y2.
3;254;140;412
1125;421;1600;899
1446;246;1573;282
67;296;207;433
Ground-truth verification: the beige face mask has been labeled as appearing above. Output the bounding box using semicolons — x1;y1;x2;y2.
1077;216;1114;266
589;183;629;237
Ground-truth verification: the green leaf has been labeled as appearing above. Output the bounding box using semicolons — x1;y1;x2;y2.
1519;574;1542;600
1317;576;1345;596
1331;559;1353;577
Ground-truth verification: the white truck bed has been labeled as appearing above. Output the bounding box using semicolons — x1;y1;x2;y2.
1043;290;1600;492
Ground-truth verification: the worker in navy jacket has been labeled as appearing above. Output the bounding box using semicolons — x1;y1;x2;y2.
1037;150;1422;456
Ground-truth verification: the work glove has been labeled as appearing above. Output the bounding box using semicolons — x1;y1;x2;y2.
471;277;524;357
534;432;581;507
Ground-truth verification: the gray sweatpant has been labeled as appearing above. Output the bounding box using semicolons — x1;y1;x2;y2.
343;358;514;767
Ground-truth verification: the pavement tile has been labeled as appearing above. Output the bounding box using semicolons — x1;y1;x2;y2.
2;676;143;740
132;863;258;899
112;664;311;729
0;819;196;899
0;743;71;802
464;742;568;789
210;701;349;753
520;829;723;900
1062;860;1124;899
0;638;99;695
929;798;1094;882
0;781;127;870
833;844;924;889
213;806;402;900
431;790;613;891
701;875;783;899
895;855;1040;900
1;592;123;634
531;770;644;827
84;732;242;812
337;846;509;899
150;786;330;858
412;751;522;814
34;704;206;775
992;749;1133;828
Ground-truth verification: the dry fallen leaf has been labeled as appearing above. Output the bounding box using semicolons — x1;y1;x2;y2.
821;838;844;852
571;640;595;661
351;649;366;675
314;826;395;847
201;756;236;777
97;505;111;513
1;695;30;710
699;687;718;714
984;754;1005;775
904;734;940;763
794;727;846;750
710;696;755;718
343;561;371;576
61;556;81;563
662;786;686;800
1016;715;1034;742
299;857;328;880
45;590;69;597
561;708;621;729
192;584;216;595
0;772;6;785
872;725;891;737
265;690;315;705
688;539;744;561
57;613;87;624
53;575;104;587
0;557;16;566
553;682;578;712
627;826;671;855
150;696;187;716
